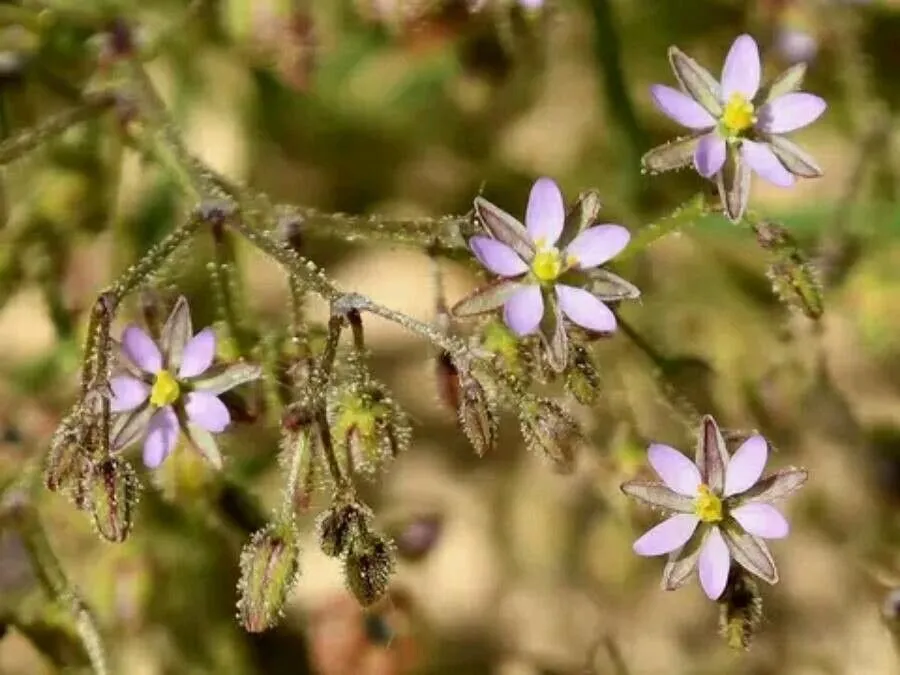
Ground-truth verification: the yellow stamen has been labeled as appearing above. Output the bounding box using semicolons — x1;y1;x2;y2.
694;484;723;523
531;248;563;283
150;370;181;407
721;93;756;135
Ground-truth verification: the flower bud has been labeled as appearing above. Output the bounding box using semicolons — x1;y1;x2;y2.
44;428;86;494
520;399;582;474
331;385;410;478
344;533;396;607
316;497;374;558
565;343;601;405
237;524;301;633
457;374;497;457
88;457;139;543
435;351;460;412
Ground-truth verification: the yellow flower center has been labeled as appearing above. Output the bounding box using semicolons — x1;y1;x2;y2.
693;484;723;523
721;93;756;135
531;247;563;283
150;369;181;407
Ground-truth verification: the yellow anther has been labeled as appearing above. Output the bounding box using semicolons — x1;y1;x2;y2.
721;93;756;135
531;248;563;283
694;484;723;523
150;370;181;407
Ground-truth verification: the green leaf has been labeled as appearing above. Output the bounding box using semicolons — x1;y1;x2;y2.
537;289;567;372
667;46;723;116
760;63;806;104
717;144;750;223
642;135;700;175
160;295;193;368
191;362;263;395
722;525;778;584
185;422;223;469
764;135;822;178
558;189;602;249
620;480;694;513
662;526;707;590
696;415;728;493
473;196;534;261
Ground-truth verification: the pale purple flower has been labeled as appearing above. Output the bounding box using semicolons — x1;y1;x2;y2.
643;34;826;221
107;296;262;469
451;178;640;371
621;415;808;600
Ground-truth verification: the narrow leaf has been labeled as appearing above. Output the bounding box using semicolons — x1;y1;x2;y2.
667;46;723;116
764;135;822;178
696;415;728;493
580;268;641;302
191;362;263;395
558;189;602;249
736;467;808;504
160;295;193;368
662;526;707;590
621;480;695;513
538;289;567;372
722;524;778;584
473;196;534;261
716;144;750;223
110;404;154;451
185;422;223;469
642;136;700;175
760;63;807;104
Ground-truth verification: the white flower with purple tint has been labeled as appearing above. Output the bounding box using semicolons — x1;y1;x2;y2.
643;34;827;221
107;296;262;469
621;415;808;600
451;178;640;372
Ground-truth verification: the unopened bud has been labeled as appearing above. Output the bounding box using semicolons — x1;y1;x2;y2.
332;386;410;477
344;533;396;607
565;343;601;405
316;497;374;558
237;524;301;633
44;428;85;494
457;374;496;457
520;399;582;474
88;457;139;543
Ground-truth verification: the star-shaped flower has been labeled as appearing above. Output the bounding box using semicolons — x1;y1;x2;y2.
451;178;640;371
643;34;827;221
107;296;262;469
621;415;808;600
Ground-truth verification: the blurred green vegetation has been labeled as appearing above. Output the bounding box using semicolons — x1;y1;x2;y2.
1;0;900;674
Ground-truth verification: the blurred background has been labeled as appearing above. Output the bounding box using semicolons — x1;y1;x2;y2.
1;0;900;673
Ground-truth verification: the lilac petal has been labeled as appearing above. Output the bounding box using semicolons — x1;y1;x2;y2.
555;285;616;333
698;527;730;600
185;392;231;433
633;514;700;556
121;325;163;373
741;140;795;187
143;406;179;469
502;285;543;336
731;503;790;539
721;34;761;100
723;434;768;497
178;328;217;379
757;93;827;134
693;133;727;177
649;85;717;130
109;375;150;413
648;443;702;496
525;177;565;245
469;236;529;277
564;224;630;269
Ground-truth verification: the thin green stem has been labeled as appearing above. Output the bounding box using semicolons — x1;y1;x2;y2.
0;96;111;165
586;0;647;207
